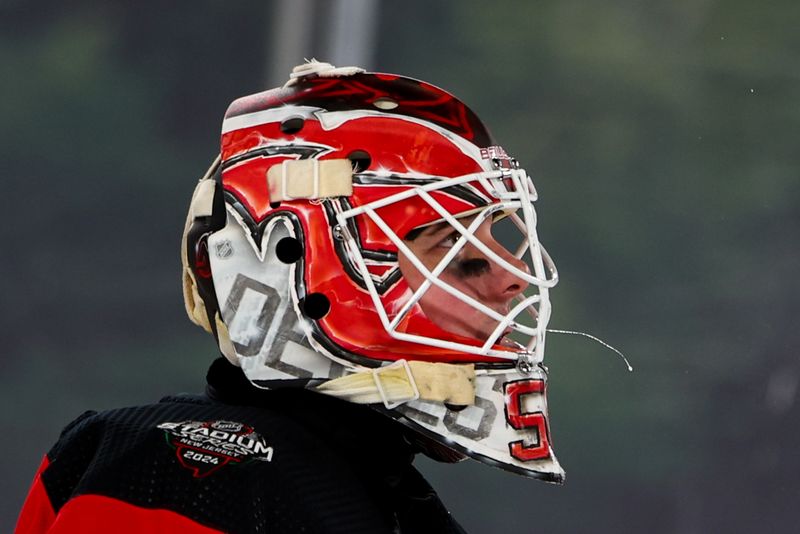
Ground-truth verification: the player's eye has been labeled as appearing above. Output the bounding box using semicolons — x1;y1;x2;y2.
438;231;462;249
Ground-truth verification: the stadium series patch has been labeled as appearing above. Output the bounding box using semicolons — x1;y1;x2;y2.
157;420;274;478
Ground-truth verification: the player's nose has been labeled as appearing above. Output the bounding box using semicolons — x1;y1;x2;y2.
471;238;530;300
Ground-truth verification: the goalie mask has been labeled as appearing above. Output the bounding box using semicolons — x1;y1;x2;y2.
182;61;564;482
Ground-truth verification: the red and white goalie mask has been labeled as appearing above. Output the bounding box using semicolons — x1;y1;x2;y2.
182;61;564;482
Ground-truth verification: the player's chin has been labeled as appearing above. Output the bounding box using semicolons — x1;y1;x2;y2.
497;335;521;348
469;323;518;348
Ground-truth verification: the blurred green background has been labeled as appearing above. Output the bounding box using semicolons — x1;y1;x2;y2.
2;1;798;532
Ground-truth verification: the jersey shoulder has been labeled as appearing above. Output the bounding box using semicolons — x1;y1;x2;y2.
38;393;403;533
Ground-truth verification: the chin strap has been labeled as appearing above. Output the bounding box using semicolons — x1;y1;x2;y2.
181;156;221;333
315;360;476;409
214;313;239;367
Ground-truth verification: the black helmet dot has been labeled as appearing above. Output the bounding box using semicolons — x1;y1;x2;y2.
301;293;331;320
347;150;371;172
275;237;303;264
280;117;305;134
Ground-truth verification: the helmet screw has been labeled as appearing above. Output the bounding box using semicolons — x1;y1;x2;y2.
517;354;535;375
333;225;346;241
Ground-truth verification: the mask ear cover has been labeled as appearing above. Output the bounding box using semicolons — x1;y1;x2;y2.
182;157;226;339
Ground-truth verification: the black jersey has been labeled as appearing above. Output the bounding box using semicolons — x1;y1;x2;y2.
17;358;466;533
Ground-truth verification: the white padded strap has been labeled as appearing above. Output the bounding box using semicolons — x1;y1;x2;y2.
189;179;217;218
315;360;476;409
284;59;365;87
266;158;353;201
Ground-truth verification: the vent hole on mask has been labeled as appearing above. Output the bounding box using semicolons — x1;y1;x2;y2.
280;117;305;134
301;293;330;319
347;150;371;172
373;97;398;110
276;237;303;263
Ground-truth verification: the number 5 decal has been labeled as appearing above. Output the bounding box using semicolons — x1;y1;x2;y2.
504;379;552;461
